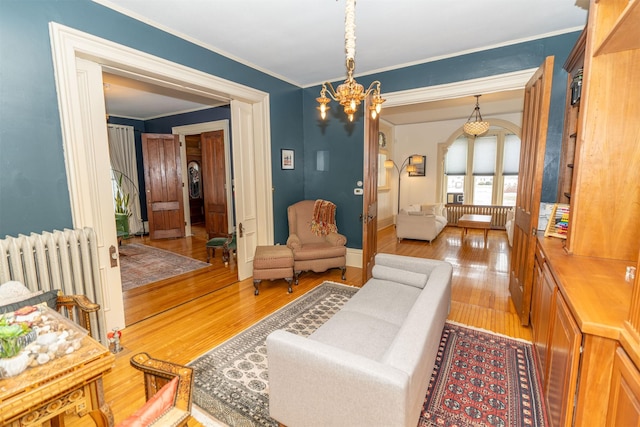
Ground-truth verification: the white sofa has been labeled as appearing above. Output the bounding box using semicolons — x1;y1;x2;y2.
396;203;448;242
267;253;453;427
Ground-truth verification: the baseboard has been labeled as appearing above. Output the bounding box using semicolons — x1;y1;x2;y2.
377;216;395;230
346;248;362;268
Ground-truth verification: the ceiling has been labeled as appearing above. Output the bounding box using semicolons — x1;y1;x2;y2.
96;0;588;123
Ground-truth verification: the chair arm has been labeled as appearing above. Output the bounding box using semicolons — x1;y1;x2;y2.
286;234;302;249
56;294;100;339
130;352;194;412
325;232;347;246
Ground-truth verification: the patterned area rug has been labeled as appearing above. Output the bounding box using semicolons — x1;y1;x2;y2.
189;281;358;427
420;322;547;426
189;284;547;427
118;243;210;291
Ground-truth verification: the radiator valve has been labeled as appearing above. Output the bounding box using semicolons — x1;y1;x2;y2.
107;328;122;353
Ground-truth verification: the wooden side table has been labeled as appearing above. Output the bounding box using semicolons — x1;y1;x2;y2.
0;313;115;426
458;214;492;247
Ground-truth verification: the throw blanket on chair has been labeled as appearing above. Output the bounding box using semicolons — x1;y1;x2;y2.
311;200;338;236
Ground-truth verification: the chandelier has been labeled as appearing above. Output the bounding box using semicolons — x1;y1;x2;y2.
463;95;490;136
316;0;385;122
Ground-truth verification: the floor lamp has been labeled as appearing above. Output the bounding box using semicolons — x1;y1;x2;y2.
385;155;424;215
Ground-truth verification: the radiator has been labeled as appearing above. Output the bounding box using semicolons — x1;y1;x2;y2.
0;227;105;343
446;204;512;229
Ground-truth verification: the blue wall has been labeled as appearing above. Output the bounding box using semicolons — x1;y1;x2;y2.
0;0;580;251
303;32;580;248
0;0;303;241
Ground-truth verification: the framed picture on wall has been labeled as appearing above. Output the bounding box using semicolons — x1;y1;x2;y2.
281;149;294;170
408;155;426;177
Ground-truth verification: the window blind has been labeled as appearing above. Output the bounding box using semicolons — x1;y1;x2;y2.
445;138;467;175
473;135;497;176
503;134;521;175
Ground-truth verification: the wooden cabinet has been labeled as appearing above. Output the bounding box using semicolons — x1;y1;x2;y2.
546;290;582;427
531;1;640;425
532;245;582;427
532;237;632;426
556;30;585;206
563;0;640;261
531;248;553;381
607;347;640;427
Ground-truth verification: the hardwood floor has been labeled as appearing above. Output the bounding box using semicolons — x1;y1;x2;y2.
68;225;530;426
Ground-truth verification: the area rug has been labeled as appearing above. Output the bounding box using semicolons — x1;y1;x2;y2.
189;284;547;427
118;243;210;291
189;281;358;427
420;321;547;427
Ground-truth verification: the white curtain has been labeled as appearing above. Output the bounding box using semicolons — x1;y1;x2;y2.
107;124;143;235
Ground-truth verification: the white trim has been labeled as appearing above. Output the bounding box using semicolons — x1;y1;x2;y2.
384;68;537;107
346;248;362;269
172;120;233;237
49;22;274;330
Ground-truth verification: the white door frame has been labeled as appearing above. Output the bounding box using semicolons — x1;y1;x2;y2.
383;68;537;108
49;23;273;331
172;120;233;237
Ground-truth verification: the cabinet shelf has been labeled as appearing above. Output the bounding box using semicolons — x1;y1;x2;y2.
595;0;640;56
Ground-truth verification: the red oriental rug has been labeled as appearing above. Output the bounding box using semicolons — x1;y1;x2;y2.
419;322;547;427
118;243;210;291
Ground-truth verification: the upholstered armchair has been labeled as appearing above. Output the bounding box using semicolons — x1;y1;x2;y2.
286;200;347;280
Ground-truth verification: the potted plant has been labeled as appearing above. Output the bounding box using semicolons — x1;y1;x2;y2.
0;316;34;378
114;173;131;238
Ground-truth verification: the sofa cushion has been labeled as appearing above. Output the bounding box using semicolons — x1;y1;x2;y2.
341;278;421;325
372;265;428;289
0;289;59;314
117;376;179;427
291;242;346;260
0;281;35;301
421;203;447;217
309;310;399;361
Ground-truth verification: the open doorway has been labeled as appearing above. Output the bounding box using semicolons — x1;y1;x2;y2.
50;22;273;332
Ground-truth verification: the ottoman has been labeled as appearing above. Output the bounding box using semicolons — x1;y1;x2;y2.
253;245;295;295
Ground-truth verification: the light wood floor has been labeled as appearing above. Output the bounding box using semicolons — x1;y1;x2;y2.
68;225;530;426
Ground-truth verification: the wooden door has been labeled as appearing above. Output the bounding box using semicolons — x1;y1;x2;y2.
362;103;379;283
509;56;554;325
607;348;640;427
531;259;555;386
201;130;228;238
545;291;582;427
142;134;185;240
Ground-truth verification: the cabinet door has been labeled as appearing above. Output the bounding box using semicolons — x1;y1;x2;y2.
607;347;640;427
531;257;555;384
546;291;582;427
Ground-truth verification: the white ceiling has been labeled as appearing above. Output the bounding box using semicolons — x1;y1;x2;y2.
96;0;588;123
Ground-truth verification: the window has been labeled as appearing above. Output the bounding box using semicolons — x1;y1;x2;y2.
444;129;520;206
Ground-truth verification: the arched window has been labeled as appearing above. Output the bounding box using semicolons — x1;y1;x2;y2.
441;122;521;206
